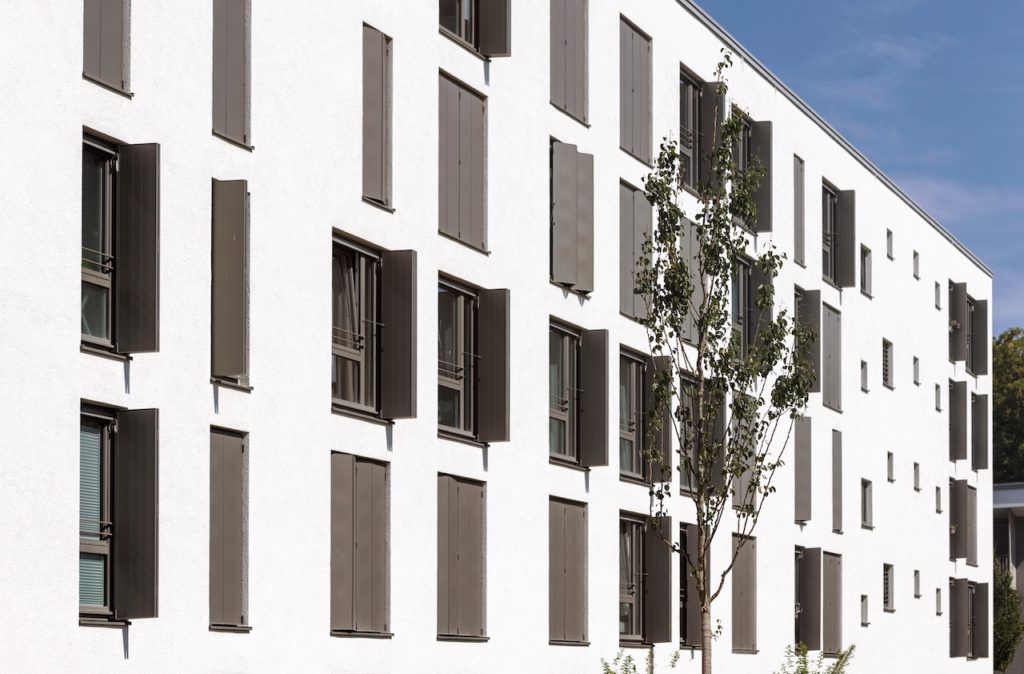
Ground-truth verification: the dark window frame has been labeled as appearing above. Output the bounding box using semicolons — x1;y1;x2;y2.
679;68;702;190
549;324;580;463
332;238;382;416
860;479;873;529
438;279;478;438
618;515;645;643
618;352;647;481
732;257;752;358
81;139;117;349
882;339;893;390
80;408;115;618
821;183;838;285
440;0;479;51
883;563;894;612
860;245;872;298
965;296;976;375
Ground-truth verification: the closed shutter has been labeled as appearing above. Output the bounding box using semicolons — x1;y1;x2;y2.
644;516;672;643
950;282;968;361
551;0;587;120
461;87;487;250
950;380;967;461
579;329;608;467
793;156;805;265
362;25;390;205
863;480;873;528
972;394;989;470
800;290;822;394
966;486;977;566
973;300;989;374
951;578;969;657
115;143;161;354
212;0;249;145
952;479;968;559
83;0;127;91
550;499;586;642
822;305;841;410
699;82;726;186
438;76;460;239
211;179;248;379
210;430;246;627
798;547;822;651
822;552;842;655
478;0;511;57
644;356;673;482
751;121;772;232
380;250;417;419
331;453;355;631
112;408;159;619
975;583;990;658
633;29;651;164
457;478;485;636
794;416;812;523
681;220;703;345
551;142;578;285
683;523;702;646
731;535;757;651
749;263;773;349
709;386;728;491
831;430;842;533
632;189;651;320
353;459;387;633
619;184;635;315
618;20;633;156
548;499;565;641
834;190;856;288
437;475;455;635
574;151;594;293
478;289;510;443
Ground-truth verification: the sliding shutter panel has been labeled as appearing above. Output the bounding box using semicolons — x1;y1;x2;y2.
437;475;455;635
699;82;726;186
211;179;248;379
381;250;417;419
831;430;842;533
645;356;673;481
551;142;578;285
83;0;126;91
751;121;772;232
681;220;702;344
569;0;587;121
632;30;651;164
579;329;608;467
822;552;842;654
632;189;651;320
966;487;978;566
212;0;249;145
115;143;160;354
353;459;388;633
210;430;245;627
950;283;968;361
457;479;485;636
834;190;856;288
684;523;702;646
799;547;822;651
973;300;989;374
952;480;968;559
550;0;567;111
619;184;635;315
794;416;812;523
950;381;967;461
749;263;773;349
801;290;822;393
438;76;460;239
976;583;990;658
478;289;510;443
362;25;389;205
461;87;487;250
644;516;672;643
794;157;805;265
565;502;586;643
548;500;566;641
732;536;757;651
478;0;511;57
619;20;633;155
574;151;595;293
113;408;159;619
973;394;989;470
331;453;355;631
951;578;969;657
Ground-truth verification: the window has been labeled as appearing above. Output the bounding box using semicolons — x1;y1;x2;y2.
619;182;651;319
210;429;249;631
821;184;837;283
83;0;129;93
331;453;389;635
913;251;920;279
551;0;588;122
212;179;250;385
860;595;868;626
914;570;921;598
550;325;609;467
859;246;872;297
935;384;942;411
549;498;587;644
363;25;393;208
972;394;990;471
439;0;510;56
886;452;894;482
936;485;942;513
913;356;920;385
80;406;158;623
81;137;160;354
860;361;868;392
822;305;842;411
935;282;941;309
913;462;920;491
794;156;805;265
619;17;652;164
550;326;579;461
832;430;843;533
936;588;942;615
679;70;701;188
732;258;751;358
551;140;595;291
439;74;487;250
882;339;893;389
619;517;644;642
732;535;757;652
860;480;873;529
731;110;753;225
437;474;485;638
821;182;855;287
950;579;990;658
619;353;646;480
950;380;967;461
886;229;893;259
883;564;894;612
437;280;510;442
212;0;251;147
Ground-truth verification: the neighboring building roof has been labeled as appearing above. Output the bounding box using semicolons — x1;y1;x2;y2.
679;0;993;278
995;483;1024;509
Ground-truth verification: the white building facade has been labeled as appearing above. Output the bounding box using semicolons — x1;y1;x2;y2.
0;0;992;672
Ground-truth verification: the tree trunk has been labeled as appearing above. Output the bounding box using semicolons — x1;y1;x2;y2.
701;604;713;673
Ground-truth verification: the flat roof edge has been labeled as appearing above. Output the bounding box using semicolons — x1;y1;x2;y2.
678;0;993;278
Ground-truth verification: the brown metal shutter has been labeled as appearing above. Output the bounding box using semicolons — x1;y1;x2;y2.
709;386;728;491
462;86;487;250
380;250;417;419
115;143;160;354
834;190;856;288
749;263;773;349
973;394;989;470
822;304;841;409
975;583;990;658
362;25;389;205
822;552;842;655
550;0;567;111
438;76;460;239
478;289;510;442
211;179;248;379
437;475;455;635
950;282;968;361
645;356;673;482
699;82;725;186
478;0;511;57
633;29;652;164
952;479;968;559
353;459;387;633
731;535;757;651
973;299;989;374
619;183;635;316
966;486;978;566
950;380;967;461
618;20;633;155
574;151;595;293
632;189;651;319
683;523;702;646
550;499;586;643
800;290;822;394
951;578;969;657
681;220;703;345
793;156;805;265
112;408;159;619
644;516;672;643
548;499;566;641
831;430;842;533
457;478;485;636
579;329;608;467
798;547;821;651
794;416;812;523
551;141;578;285
210;430;245;627
83;0;126;91
331;453;355;631
212;0;249;145
751;121;772;232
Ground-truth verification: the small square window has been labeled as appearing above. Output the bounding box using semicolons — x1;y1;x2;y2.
914;569;921;598
886;229;894;259
860;594;869;626
936;588;942;615
861;479;873;528
913;356;920;385
886;452;894;482
935;486;942;513
913;462;920;491
860;246;872;297
935;282;941;310
860;360;869;392
882;339;894;389
935;384;941;411
912;251;920;279
883;563;895;612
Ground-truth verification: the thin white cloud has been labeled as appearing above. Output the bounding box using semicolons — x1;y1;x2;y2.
891;174;1024;225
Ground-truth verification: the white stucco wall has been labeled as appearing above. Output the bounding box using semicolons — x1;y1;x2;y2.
0;0;991;672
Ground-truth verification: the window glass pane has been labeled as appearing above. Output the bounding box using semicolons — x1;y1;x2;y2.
81;281;109;340
550;418;566;456
333;355;360;403
364;258;379;405
439;0;459;33
438;385;460;428
80;424;102;540
333;247;360;350
79;553;106;607
82;149;107;273
550;332;564;408
438;287;458;371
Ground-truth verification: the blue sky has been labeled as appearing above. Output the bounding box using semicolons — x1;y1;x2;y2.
697;0;1024;333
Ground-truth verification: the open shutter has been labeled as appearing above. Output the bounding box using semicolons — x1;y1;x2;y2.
468;91;486;249
112;408;159;619
548;500;566;641
619;184;635;315
84;0;126;90
574;151;595;293
751;121;772;232
966;487;978;566
699;82;726;186
211;179;248;379
579;329;608;467
950;283;968;361
380;250;417;419
952;480;968;559
732;536;757;651
976;583;990;658
551;141;578;286
618;20;633;155
749;263;774;350
681;220;703;345
644;516;672;643
210;430;245;628
973;394;989;470
793;156;805;264
822;552;842;654
831;430;842;533
801;290;821;393
632;189;651;320
438;76;460;239
331;453;355;631
212;0;249;145
478;289;510;442
362;25;388;204
950;380;967;461
794;416;812;523
709;387;728;491
973;299;989;374
834;190;856;288
684;523;702;646
115;143;160;353
644;356;672;481
799;547;822;651
951;578;969;657
478;0;511;57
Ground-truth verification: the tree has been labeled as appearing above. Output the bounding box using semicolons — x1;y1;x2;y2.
994;327;1024;483
995;557;1024;672
633;52;814;673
